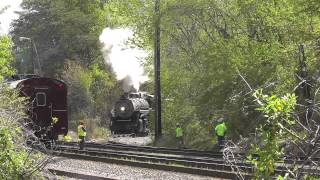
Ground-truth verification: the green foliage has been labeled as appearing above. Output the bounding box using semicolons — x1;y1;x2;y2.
0;33;35;179
9;0;320;150
62;61;121;133
11;0;121;134
0;128;26;179
249;90;297;179
11;0;109;76
254;90;296;123
106;0;320;147
0;36;15;80
63;62;92;118
91;126;110;139
0;86;44;179
184;120;216;150
303;176;320;180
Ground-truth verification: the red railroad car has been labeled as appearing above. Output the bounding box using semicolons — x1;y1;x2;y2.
7;75;68;140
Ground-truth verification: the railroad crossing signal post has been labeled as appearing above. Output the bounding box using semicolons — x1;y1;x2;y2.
154;0;162;140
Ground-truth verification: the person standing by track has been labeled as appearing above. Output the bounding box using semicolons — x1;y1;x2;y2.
215;117;227;149
78;121;87;150
176;123;184;149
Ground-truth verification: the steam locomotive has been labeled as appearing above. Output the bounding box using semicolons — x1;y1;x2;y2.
110;92;152;136
6;74;68;140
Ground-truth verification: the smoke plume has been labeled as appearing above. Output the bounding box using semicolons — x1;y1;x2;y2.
99;28;149;91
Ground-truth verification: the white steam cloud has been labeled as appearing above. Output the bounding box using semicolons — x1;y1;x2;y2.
0;0;22;35
99;28;149;91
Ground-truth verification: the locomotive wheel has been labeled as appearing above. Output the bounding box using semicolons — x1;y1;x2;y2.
145;129;149;136
137;119;144;134
143;119;147;133
136;119;148;137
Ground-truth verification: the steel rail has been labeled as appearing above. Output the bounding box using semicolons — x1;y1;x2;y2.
47;168;116;180
57;146;250;171
59;147;222;163
57;141;320;165
57;141;225;158
53;150;251;179
54;143;320;178
57;141;320;167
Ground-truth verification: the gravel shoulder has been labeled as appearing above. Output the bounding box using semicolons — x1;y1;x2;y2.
45;156;228;180
100;136;153;146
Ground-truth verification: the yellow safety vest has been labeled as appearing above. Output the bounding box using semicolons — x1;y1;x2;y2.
215;122;227;137
78;125;86;137
176;127;183;138
63;135;72;142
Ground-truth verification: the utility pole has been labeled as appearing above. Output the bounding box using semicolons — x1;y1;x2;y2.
30;40;36;74
32;39;42;76
19;37;42;76
154;0;162;140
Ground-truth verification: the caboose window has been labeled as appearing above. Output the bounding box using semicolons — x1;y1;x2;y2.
36;92;46;106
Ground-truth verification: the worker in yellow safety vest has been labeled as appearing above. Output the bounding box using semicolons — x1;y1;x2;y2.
78;121;87;150
176;123;184;148
215;118;227;149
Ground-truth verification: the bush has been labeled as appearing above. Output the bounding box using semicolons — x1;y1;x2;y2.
249;90;297;179
152;120;215;150
91;127;110;140
0;85;47;179
152;135;179;148
184;121;216;150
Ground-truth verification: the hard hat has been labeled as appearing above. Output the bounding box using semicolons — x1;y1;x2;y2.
217;118;224;123
176;123;180;126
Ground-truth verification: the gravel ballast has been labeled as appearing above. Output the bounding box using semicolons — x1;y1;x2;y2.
45;157;228;180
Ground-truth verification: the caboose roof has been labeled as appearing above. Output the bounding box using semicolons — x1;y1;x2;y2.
7;79;27;89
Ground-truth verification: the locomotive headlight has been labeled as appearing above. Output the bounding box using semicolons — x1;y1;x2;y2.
120;107;126;111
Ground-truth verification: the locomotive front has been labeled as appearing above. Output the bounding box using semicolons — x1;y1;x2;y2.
114;98;149;119
110;93;150;136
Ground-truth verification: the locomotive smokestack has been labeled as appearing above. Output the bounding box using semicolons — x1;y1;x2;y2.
121;76;136;93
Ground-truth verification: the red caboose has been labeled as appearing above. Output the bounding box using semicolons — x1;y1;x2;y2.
8;75;68;140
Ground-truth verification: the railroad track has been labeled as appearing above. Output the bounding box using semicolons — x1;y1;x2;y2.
47;168;116;180
57;141;227;158
53;141;320;179
54;141;251;179
58;141;320;163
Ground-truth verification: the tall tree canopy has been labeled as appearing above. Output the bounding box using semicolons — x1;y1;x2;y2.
11;0;108;75
11;0;122;133
107;0;320;147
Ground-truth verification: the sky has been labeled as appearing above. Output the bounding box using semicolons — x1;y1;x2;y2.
0;0;149;90
0;0;22;35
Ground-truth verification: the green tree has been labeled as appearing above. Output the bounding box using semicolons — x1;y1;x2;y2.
0;34;46;178
11;0;109;76
11;0;121;134
106;0;320;148
62;61;121;135
0;36;15;80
